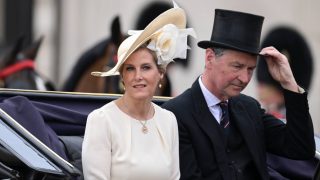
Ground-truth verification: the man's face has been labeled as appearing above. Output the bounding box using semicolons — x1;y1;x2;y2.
204;49;257;100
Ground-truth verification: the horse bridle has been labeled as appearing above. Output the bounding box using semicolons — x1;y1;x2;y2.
0;60;35;88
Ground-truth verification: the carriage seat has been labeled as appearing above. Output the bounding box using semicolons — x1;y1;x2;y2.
59;136;84;176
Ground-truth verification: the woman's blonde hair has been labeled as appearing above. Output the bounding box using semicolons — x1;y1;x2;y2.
119;42;166;76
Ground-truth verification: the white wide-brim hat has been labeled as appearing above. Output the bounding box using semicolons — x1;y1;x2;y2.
91;7;187;77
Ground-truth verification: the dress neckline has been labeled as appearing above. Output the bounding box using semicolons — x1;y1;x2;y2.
113;101;156;122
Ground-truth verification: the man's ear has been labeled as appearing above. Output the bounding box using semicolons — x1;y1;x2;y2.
205;48;215;64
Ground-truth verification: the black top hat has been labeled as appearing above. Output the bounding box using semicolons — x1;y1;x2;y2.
198;9;264;55
256;27;313;91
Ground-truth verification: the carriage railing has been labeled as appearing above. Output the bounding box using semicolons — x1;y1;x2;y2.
0;88;170;108
0;161;19;179
0;108;80;177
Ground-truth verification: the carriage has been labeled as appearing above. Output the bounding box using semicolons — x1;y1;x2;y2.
0;88;320;180
0;88;168;179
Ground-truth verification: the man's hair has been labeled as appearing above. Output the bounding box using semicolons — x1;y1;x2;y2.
211;47;225;57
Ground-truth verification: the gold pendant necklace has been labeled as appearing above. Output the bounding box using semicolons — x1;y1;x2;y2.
139;120;148;134
122;98;153;134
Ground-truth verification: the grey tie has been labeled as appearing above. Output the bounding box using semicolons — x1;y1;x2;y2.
219;101;230;128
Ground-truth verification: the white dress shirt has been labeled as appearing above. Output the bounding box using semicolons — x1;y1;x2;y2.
198;76;224;124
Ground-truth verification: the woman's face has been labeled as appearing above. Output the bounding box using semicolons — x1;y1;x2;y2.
121;48;163;100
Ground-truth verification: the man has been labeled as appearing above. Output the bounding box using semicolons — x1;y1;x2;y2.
162;9;315;180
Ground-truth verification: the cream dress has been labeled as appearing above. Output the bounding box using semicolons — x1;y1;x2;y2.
82;101;180;180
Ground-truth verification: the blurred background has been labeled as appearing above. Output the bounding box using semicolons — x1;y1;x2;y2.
0;0;319;132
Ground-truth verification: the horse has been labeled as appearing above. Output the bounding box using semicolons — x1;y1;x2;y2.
62;2;194;97
0;36;55;91
62;15;173;96
62;16;125;94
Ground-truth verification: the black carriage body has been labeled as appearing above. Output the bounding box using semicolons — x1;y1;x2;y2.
0;88;319;180
0;88;168;179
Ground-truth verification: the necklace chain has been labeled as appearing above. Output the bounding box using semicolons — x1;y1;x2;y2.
122;98;152;134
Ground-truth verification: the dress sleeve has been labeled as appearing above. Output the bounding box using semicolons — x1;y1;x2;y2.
169;112;181;180
82;109;112;180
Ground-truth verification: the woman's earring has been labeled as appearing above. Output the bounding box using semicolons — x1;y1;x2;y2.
158;77;164;89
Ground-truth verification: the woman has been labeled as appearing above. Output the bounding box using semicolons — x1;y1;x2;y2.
82;4;196;180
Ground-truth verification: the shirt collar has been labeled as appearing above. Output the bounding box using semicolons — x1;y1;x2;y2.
198;76;221;107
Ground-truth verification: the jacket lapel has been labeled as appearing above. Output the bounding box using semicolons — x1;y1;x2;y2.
229;99;266;178
190;80;230;179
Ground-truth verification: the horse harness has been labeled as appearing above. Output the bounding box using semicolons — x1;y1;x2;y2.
0;60;35;88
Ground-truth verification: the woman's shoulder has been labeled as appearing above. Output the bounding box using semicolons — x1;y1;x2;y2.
153;104;178;137
88;101;118;120
154;103;175;116
154;103;177;123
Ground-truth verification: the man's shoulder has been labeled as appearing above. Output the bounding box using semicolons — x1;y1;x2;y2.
231;94;259;106
162;88;192;109
233;93;255;100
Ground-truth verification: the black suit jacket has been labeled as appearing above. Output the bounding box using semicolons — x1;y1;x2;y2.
162;80;315;180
